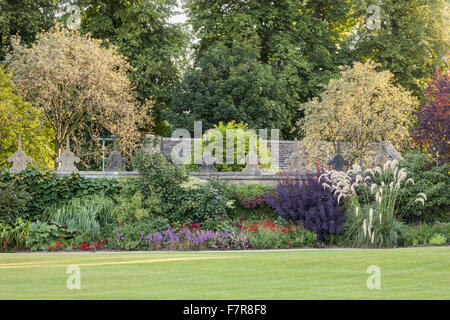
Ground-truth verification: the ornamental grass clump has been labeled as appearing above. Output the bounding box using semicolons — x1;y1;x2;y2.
319;160;427;248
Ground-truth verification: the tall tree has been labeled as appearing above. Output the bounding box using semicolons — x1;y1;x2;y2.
72;0;189;135
300;60;418;167
0;0;59;62
166;42;290;134
181;0;361;137
413;69;450;165
343;0;449;101
6;24;150;167
0;66;54;168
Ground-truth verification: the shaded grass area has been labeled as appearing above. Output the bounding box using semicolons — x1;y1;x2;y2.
0;248;449;299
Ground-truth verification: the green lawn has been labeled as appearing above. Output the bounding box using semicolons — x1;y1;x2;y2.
0;248;448;299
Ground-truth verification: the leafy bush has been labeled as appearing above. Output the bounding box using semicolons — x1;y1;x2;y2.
44;194;114;238
285;227;318;248
248;228;286;249
210;230;251;250
132;150;188;197
0;168;130;219
397;153;450;222
165;178;233;225
403;223;450;246
112;192;162;225
26;221;62;251
0;182;30;225
0;218;31;251
109;217;170;251
227;184;277;220
265;173;345;242
429;233;447;245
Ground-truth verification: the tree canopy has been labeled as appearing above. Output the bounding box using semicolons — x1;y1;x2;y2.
301;60;419;166
6;24;150;167
0;66;54;168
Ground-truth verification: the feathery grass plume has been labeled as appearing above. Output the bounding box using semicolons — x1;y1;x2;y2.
321;159;429;248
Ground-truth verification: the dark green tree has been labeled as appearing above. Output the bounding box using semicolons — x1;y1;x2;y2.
179;0;362;137
73;0;189;135
342;0;449;101
0;0;59;61
165;42;290;135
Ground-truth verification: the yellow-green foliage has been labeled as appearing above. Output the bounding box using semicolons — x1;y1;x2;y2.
300;60;418;168
0;66;54;168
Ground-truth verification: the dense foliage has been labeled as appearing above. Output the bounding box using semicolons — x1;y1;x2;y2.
6;24;149;164
0;168;127;220
265;173;345;242
301;60;418;167
73;0;188;135
397;153;450;223
0;66;54;168
413;70;449;165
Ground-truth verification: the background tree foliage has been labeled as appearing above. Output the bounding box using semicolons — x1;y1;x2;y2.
6;24;149;167
343;0;449;101
413;69;449;165
166;42;290;134
70;0;189;135
300;60;418;166
179;0;363;137
0;66;54;168
0;0;59;62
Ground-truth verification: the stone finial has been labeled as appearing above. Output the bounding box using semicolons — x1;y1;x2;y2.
56;135;80;173
242;142;260;174
374;141;388;165
198;137;218;172
285;138;304;171
328;141;348;171
7;135;32;173
106;140;127;172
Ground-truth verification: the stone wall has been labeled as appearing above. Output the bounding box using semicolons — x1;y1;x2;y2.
156;137;401;171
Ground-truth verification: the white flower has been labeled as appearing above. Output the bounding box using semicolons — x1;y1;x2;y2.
355;207;359;217
363;219;367;238
417;193;427;201
369;208;373;226
371;231;375;244
379;213;382;223
415;198;425;205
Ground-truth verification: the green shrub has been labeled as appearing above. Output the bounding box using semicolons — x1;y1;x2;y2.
431;223;450;240
132;150;188;197
165;178;233;225
285;227;317;247
397;153;450;223
44;194;115;238
227;184;277;220
0;168;132;219
248;228;286;249
429;233;447;245
109;217;170;250
403;224;437;246
210;230;251;250
112;192;162;225
0;218;31;251
0;182;30;225
26;220;62;251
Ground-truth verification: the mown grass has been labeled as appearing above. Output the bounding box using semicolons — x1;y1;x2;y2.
0;248;448;299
